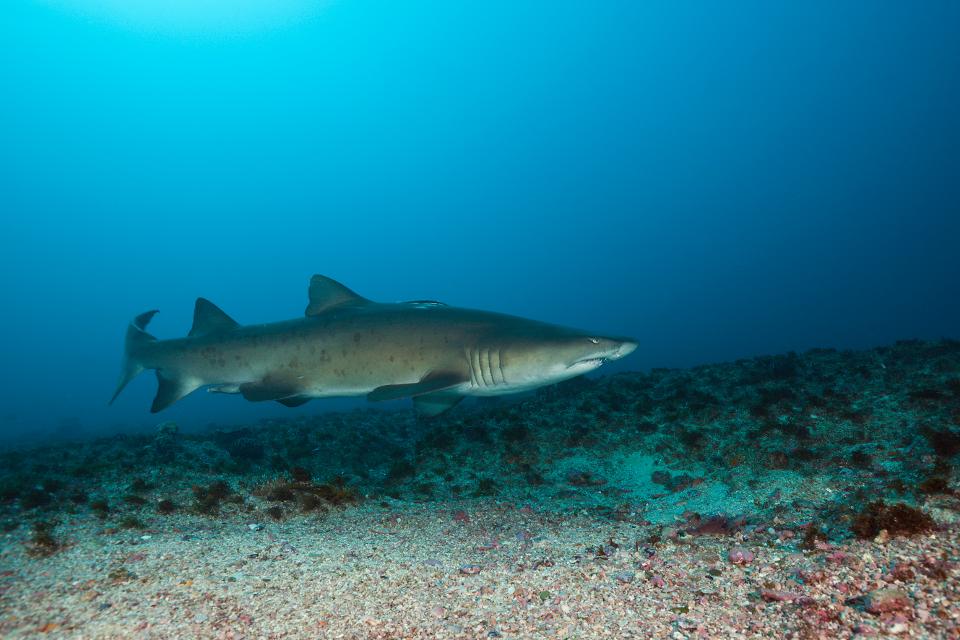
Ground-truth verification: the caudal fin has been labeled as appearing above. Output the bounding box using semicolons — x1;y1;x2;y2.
109;310;159;405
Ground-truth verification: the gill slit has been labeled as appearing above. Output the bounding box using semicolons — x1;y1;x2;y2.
466;348;477;388
472;348;483;388
480;348;492;386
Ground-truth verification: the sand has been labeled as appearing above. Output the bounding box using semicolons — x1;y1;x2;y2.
1;499;959;639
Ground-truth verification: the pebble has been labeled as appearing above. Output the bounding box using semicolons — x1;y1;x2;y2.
459;564;482;575
614;571;635;583
248;524;264;531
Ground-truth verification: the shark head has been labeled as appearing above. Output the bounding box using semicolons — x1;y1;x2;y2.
494;325;638;391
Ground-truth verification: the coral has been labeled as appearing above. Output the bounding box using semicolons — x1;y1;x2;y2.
129;478;151;493
21;488;52;510
299;494;324;512
851;501;935;539
90;500;110;519
566;470;606;487
684;514;744;536
800;523;827;550
267;486;296;502
386;460;416;484
27;521;61;557
157;499;177;514
290;466;311;482
924;427;960;458
917;477;952;495
309;480;358;507
501;424;531;443
107;567;135;583
227;437;264;462
192;480;235;515
848;450;873;469
206;481;231;499
256;476;358;511
266;505;284;520
473;478;498;497
152;421;180;462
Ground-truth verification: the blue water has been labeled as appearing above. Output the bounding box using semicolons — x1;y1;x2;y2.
1;1;958;442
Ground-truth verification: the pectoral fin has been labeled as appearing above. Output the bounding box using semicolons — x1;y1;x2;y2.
368;371;467;402
277;396;311;408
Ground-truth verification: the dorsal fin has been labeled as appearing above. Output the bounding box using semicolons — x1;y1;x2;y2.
305;275;369;316
189;298;240;337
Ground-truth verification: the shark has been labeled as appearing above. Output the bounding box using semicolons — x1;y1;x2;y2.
110;275;638;416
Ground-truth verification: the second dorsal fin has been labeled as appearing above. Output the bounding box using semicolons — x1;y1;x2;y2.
189;298;240;337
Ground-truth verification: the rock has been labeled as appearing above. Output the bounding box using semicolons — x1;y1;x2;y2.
459;564;482;575
728;546;755;565
156;421;178;435
566;470;606;487
864;588;911;615
152;422;181;461
761;589;802;602
651;471;672;486
613;571;635;583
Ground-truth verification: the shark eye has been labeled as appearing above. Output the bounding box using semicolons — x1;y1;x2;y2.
588;337;600;344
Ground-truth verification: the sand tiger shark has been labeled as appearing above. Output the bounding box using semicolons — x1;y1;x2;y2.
110;275;637;416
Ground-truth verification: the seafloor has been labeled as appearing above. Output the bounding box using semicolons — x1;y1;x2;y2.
1;340;959;639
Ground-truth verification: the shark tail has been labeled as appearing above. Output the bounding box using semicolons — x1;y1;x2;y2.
109;310;159;405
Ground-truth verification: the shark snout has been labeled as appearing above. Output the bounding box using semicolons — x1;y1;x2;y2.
567;336;638;369
597;336;637;361
608;338;638;360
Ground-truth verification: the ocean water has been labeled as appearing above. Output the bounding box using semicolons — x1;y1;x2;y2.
1;3;959;638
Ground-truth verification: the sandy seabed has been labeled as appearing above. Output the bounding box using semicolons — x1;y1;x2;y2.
1;501;959;639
